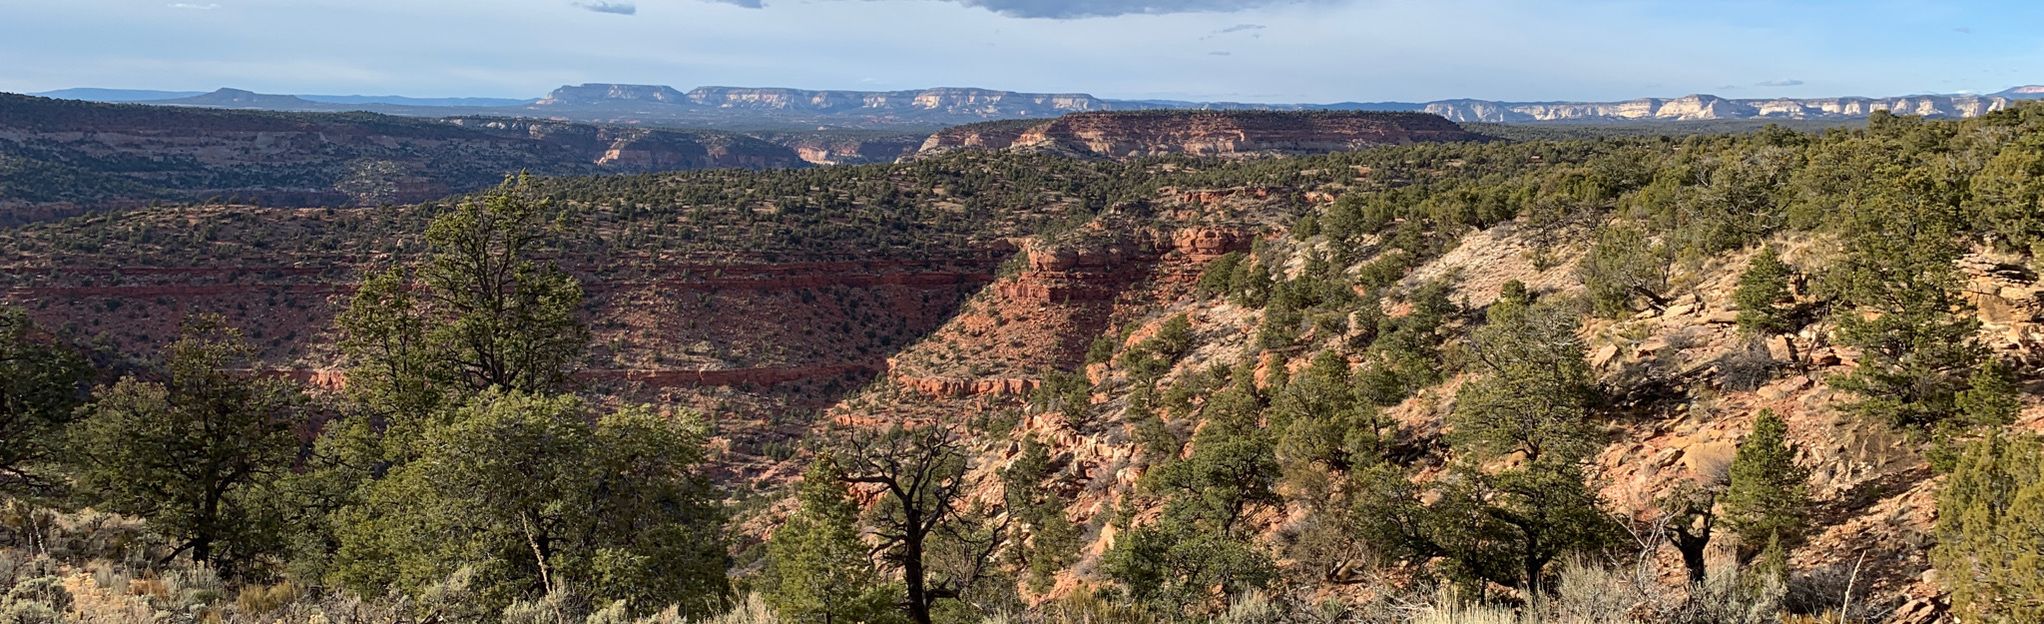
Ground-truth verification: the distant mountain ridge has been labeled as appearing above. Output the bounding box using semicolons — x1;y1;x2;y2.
36;88;532;108
26;83;2044;129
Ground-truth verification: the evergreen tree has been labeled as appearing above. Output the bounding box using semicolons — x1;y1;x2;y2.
0;306;91;495
1578;221;1672;318
1954;359;2023;429
1273;351;1385;476
307;178;601;585
1935;434;2044;624
1828;168;1985;429
765;456;898;624
1105;385;1280;614
1719;410;1812;559
332;391;726;616
1929;359;2027;471
1450;288;1598;464
361;175;588;397
67;316;301;575
1366;288;1625;597
1000;439;1080;592
1427;459;1619;596
1967;134;2044;256
1733;246;1801;363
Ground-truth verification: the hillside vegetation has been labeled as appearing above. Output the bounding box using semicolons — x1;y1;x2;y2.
1;107;2042;624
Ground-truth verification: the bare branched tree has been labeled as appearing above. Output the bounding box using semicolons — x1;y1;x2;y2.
839;423;1006;624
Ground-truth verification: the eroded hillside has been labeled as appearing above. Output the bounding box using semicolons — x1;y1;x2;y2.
6;106;2044;623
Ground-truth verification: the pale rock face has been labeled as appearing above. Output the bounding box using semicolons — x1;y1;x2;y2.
1420;93;2015;122
683;86;1107;117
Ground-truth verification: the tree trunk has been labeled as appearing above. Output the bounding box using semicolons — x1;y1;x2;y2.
1673;531;1708;584
521;513;555;596
191;535;213;568
903;531;931;624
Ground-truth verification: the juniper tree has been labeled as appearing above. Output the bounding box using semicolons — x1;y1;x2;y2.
332;391;725;616
999;438;1079;592
335;176;587;414
1450;285;1599;464
1389;287;1623;596
1104;405;1280;614
1272;351;1392;497
67;316;301;575
1968;133;2044;256
0;307;91;495
765;456;898;624
1719;410;1812;560
1934;434;2044;624
306;178;600;583
1578;221;1672;318
1930;359;2026;471
1733;245;1801;364
1828;168;1985;429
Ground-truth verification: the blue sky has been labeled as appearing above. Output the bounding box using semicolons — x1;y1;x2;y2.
0;0;2037;103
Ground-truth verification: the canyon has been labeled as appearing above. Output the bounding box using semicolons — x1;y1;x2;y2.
4;90;2042;621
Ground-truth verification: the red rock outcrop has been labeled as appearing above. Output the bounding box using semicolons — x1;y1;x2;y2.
892;375;1043;398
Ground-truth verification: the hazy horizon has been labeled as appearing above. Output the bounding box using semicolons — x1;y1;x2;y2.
4;0;2039;104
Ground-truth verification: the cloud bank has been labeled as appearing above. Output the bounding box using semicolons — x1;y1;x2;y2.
699;0;1334;18
949;0;1333;18
574;1;638;15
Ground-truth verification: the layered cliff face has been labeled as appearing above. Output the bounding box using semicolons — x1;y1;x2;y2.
918;110;1485;159
757;132;927;165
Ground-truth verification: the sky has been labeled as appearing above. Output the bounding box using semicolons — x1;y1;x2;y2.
1;0;2039;103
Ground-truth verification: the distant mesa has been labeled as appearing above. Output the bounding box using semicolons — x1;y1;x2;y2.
1997;85;2044;99
159;88;319;109
30;88;207;102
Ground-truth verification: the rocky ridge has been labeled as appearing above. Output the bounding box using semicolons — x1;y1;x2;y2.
917;111;1486;159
